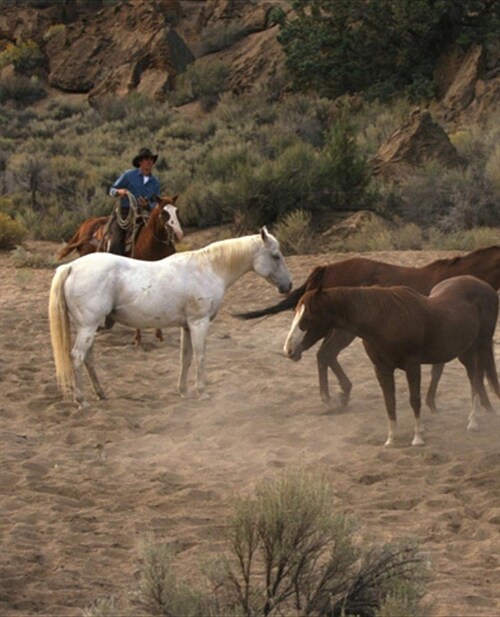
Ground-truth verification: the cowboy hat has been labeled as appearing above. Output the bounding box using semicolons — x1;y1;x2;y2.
132;148;158;168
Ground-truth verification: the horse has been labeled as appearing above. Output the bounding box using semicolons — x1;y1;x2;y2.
56;194;183;260
284;275;500;447
57;216;108;258
237;245;500;409
49;227;292;409
57;194;184;345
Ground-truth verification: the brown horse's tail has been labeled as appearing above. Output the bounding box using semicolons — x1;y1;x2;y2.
234;266;328;320
57;232;81;260
234;282;308;320
48;265;74;397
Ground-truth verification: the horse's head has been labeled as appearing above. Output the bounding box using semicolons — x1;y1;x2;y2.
283;291;330;361
155;194;184;242
253;227;292;294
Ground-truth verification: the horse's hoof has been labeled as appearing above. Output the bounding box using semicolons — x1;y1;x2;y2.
338;393;350;408
411;435;425;446
467;419;480;431
198;391;210;401
77;400;90;411
383;439;394;448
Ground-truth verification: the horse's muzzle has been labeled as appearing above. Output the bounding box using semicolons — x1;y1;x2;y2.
278;281;292;294
284;347;302;362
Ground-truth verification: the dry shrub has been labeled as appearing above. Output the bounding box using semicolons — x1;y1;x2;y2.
426;227;500;251
274;209;315;255
84;471;429;617
9;245;56;269
0;212;27;249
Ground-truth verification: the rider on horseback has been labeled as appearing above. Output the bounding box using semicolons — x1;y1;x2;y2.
108;148;161;255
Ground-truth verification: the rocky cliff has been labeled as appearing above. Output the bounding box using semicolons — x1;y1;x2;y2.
0;0;498;176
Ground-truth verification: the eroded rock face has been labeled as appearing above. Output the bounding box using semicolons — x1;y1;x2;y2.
370;110;462;179
440;45;486;120
44;0;193;102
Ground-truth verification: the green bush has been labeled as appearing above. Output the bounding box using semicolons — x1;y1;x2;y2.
198;21;253;55
43;23;66;43
0;39;45;74
169;60;230;107
0;212;27;249
277;0;499;102
0;75;46;107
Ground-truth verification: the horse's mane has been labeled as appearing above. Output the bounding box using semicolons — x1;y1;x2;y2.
193;234;262;275
427;244;500;268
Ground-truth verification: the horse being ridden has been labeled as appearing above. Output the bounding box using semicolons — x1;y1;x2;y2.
57;193;182;260
237;246;500;409
49;228;292;409
284;275;500;447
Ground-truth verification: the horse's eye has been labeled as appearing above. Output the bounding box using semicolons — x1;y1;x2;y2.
272;253;280;261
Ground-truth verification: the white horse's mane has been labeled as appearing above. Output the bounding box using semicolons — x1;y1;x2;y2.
192;233;265;276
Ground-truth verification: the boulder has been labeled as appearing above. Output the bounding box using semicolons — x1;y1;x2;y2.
369;110;462;179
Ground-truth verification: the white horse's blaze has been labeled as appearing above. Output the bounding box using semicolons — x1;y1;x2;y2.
284;305;306;358
49;229;291;407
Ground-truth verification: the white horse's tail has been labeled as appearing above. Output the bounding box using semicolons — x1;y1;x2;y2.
48;265;73;397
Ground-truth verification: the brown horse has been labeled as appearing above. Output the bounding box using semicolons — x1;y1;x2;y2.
57;194;184;345
57;216;109;258
284;275;500;446
237;246;500;409
57;194;182;260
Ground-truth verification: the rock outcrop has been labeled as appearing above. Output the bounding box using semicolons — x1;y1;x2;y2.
370;110;462;179
45;0;193;102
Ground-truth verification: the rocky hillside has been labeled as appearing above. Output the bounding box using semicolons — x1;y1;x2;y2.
0;0;498;207
0;0;288;102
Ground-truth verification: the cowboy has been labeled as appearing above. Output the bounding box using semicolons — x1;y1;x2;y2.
108;148;161;255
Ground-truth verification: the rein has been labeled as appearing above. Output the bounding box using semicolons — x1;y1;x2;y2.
151;219;175;246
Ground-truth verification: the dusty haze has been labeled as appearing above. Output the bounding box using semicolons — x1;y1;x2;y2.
0;241;499;616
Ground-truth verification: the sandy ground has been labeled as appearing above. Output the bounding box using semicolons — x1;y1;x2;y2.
0;240;499;616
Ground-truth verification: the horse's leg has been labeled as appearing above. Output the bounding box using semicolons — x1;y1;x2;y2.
425;363;444;413
178;326;193;397
317;329;356;407
188;318;211;400
71;327;98;409
459;352;483;431
84;345;106;400
155;329;164;342
405;362;424;446
134;329;142;346
373;364;397;447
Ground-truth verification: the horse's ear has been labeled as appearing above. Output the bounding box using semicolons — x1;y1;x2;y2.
154;194;161;204
260;226;269;242
172;193;179;204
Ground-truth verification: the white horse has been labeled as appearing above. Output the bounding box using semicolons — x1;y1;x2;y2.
49;227;292;409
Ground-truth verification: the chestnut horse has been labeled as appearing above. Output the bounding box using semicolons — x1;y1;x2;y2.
57;194;183;260
237;245;500;409
284;275;500;446
57;194;184;345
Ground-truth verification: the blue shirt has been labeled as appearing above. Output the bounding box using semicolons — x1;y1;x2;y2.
109;168;161;210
